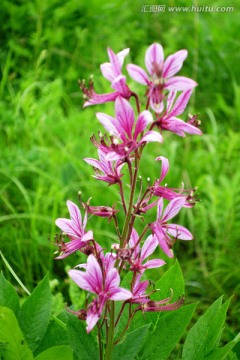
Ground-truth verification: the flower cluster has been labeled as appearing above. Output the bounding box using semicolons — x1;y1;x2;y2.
55;43;201;346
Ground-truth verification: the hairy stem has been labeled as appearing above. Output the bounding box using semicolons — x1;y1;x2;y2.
127;158;133;185
115;301;127;327
131;92;141;114
104;302;115;360
119;180;127;214
97;323;103;360
113;215;122;241
114;308;138;345
121;152;140;248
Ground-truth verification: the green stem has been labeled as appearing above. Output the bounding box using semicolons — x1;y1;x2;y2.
113;215;122;241
115;301;127;327
104;302;115;360
114;308;138;345
121;152;140;248
119;180;127;215
97;323;103;360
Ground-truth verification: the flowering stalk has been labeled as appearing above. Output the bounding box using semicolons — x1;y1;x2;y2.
54;43;202;359
121;151;140;248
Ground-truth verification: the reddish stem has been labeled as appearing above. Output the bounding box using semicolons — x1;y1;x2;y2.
131;92;141;114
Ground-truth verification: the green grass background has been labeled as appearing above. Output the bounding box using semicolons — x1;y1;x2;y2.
1;0;240;345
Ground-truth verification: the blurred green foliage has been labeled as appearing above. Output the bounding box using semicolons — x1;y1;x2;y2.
0;0;240;346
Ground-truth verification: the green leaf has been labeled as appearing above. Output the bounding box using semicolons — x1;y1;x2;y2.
0;306;33;360
34;345;73;360
0;272;20;315
182;297;231;360
140;303;197;360
227;353;239;360
204;341;238;360
121;271;133;290
69;279;86;309
154;261;185;301
18;275;52;353
113;324;150;360
34;312;69;356
66;313;98;360
0;251;30;295
146;261;185;326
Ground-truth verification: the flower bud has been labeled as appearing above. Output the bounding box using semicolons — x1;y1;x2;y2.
85;205;118;218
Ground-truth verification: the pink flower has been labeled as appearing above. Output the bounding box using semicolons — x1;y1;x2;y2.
130;275;184;311
127;43;197;112
101;252;117;273
80;48;131;107
79;78;119;107
81;197;118;219
150;197;193;258
130;276;184;313
55;200;93;259
155;90;202;136
151;156;197;207
96;96;163;160
129;229;166;272
84;149;124;184
100;48;132;98
69;254;132;332
84;204;118;218
142;296;184;312
131;274;149;304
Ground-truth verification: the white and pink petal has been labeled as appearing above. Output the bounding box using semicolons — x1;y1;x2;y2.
152;224;173;258
105;268;120;292
100;62;115;82
111;75;131;98
109;288;132;301
165;117;202;136
129;228;140;258
149;98;164;114
115;96;134;139
105;151;124;161
85;255;103;294
55;218;81;238
133;275;149;296
141;234;158;260
163;50;188;78
165;76;197;91
144;259;166;269
145;43;164;75
81;230;93;243
140;130;163;144
67;200;82;229
96;112;119;137
169;89;192;117
83;91;119;107
117;48;130;68
156;156;169;183
107;48;121;77
68;269;96;293
157;197;164;220
86;311;100;333
165;224;193;240
55;238;86;259
127;64;149;85
134;110;153;140
162;197;186;222
166;91;177;114
84;158;105;172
